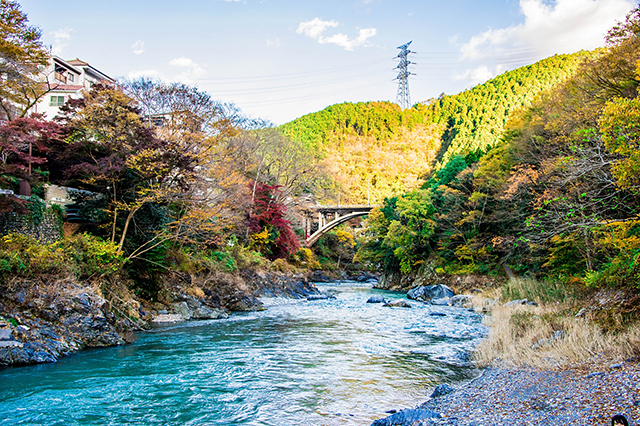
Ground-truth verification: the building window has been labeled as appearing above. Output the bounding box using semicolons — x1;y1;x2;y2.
67;73;74;83
50;96;65;106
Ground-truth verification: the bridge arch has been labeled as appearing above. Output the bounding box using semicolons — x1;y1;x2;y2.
306;211;370;246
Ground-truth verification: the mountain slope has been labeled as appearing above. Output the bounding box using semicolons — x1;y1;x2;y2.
280;51;594;204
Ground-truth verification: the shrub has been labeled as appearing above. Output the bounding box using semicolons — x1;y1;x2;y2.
63;233;124;277
208;250;238;272
0;233;124;279
272;258;294;273
292;247;322;270
0;233;66;276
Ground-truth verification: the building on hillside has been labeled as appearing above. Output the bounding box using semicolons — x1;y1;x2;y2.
29;56;114;119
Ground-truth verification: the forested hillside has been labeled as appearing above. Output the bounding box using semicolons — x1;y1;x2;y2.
356;7;640;293
281;52;591;204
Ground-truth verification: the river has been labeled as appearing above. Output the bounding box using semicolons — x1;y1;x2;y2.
0;281;486;425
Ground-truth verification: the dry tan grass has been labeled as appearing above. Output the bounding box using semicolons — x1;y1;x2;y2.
475;302;640;368
470;288;502;313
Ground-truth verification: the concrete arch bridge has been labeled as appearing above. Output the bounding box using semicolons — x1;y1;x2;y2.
301;205;377;247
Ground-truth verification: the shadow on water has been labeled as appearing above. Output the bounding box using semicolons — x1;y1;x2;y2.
0;281;486;426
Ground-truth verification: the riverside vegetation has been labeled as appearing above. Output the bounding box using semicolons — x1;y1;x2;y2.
0;0;357;365
0;0;638;398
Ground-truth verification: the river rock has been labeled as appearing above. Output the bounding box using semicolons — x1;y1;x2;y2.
349;272;378;282
191;306;228;320
309;271;334;282
532;330;567;350
370;408;441;426
151;314;184;323
407;285;454;302
0;328;12;340
225;291;265;312
451;294;473;308
430;384;454;398
367;295;387;304
0;280;126;366
383;300;412;308
504;298;538;307
172;301;192;320
307;293;337;301
430;297;451;306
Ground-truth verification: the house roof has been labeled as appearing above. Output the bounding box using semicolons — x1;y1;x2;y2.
67;58;88;66
66;58;114;83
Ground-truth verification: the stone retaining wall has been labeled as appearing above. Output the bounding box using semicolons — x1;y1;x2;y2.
0;201;63;244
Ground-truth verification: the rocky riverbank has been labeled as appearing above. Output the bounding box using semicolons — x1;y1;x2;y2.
369;277;640;426
0;269;323;367
371;357;640;426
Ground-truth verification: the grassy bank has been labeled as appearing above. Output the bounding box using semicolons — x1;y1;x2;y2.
473;277;640;368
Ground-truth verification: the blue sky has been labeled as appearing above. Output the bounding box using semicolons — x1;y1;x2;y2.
19;0;636;124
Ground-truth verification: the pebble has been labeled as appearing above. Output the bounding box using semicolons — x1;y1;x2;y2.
408;359;640;426
0;329;12;340
609;363;623;369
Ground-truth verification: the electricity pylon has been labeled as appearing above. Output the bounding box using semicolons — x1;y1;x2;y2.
395;41;414;110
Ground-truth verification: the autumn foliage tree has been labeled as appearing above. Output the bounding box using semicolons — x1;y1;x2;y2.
54;84;197;255
0;0;50;121
247;182;299;260
0;114;59;185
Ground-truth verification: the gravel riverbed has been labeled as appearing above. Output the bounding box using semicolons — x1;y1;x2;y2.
380;358;640;426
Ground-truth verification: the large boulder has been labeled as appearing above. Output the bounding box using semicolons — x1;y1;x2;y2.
0;280;126;366
367;295;387;304
225;291;265;312
407;285;454;302
172;301;192;320
430;384;454;398
191;306;228;320
383;300;412;308
371;409;441;426
430;297;451;306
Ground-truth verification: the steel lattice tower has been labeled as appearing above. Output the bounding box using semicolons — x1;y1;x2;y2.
394;41;414;109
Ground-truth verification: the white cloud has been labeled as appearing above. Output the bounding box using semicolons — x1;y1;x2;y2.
297;18;339;39
461;0;635;60
51;28;73;56
267;38;282;47
169;57;207;82
453;64;506;86
132;40;145;55
297;18;377;51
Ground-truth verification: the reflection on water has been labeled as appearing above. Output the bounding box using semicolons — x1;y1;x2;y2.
0;282;486;425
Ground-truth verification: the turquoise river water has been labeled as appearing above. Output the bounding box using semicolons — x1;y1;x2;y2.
0;281;486;426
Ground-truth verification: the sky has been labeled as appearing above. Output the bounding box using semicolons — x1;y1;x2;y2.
19;0;637;125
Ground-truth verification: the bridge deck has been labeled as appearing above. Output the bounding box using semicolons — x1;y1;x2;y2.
304;205;378;214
